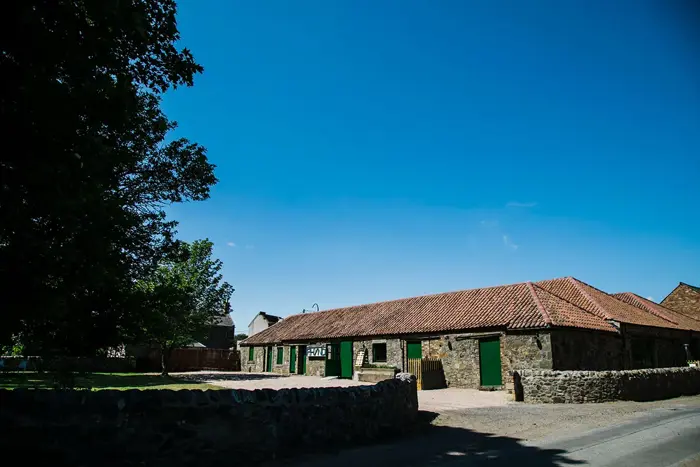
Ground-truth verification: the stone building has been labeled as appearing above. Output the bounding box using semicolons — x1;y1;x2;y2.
240;277;700;389
661;282;700;321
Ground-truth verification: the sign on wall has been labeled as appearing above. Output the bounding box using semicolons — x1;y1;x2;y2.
307;345;327;359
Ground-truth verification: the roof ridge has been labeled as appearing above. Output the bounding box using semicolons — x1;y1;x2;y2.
282;279;561;320
567;277;610;319
526;282;552;325
622;292;679;325
533;282;618;331
626;292;700;324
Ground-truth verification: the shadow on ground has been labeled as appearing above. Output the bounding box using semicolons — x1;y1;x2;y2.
0;372;208;389
178;372;284;382
279;411;584;467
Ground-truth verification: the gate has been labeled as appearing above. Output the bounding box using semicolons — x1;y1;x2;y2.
407;358;445;390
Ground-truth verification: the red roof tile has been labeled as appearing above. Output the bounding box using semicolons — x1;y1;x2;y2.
612;292;700;332
242;278;620;345
536;277;700;330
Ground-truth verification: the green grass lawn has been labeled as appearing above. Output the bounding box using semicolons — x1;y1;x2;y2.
0;372;223;390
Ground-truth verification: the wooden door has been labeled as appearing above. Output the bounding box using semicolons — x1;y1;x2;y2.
299;345;307;375
479;337;502;386
340;341;353;378
289;346;297;373
266;346;273;372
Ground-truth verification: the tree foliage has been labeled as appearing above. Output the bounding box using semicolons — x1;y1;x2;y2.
0;0;215;354
136;239;234;374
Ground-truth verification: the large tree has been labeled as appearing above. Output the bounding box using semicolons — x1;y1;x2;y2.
0;0;215;354
136;239;234;375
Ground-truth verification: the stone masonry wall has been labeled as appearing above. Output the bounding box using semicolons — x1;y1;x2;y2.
515;368;700;403
661;284;700;320
438;335;481;388
353;339;403;369
240;345;265;372
550;329;623;370
0;374;419;467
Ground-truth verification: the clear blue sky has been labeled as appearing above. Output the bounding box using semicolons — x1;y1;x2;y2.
163;0;700;329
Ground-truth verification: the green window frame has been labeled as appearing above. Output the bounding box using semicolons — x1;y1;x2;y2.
372;343;387;362
248;346;254;362
276;346;284;365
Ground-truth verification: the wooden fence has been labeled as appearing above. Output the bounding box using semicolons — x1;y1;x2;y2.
407;358;446;390
147;348;240;372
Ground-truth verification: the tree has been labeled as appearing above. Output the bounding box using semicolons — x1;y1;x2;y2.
136;239;234;375
0;0;215;354
235;333;249;341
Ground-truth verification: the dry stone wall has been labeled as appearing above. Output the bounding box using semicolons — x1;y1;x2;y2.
515;367;700;403
0;374;418;467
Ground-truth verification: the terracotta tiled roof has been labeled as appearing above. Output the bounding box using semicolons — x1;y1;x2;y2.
612;293;700;332
536;277;700;330
242;279;620;345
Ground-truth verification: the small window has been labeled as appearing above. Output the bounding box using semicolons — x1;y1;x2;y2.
276;346;284;365
372;343;387;362
248;347;255;362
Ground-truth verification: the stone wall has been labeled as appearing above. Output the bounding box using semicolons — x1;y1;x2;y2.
661;284;700;320
240;345;266;372
0;374;419;466
624;324;691;369
550;329;623;370
514;367;700;403
353;339;403;369
306;354;326;376
438;335;481;388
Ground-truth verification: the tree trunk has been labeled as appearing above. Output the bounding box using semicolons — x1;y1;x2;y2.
161;347;170;376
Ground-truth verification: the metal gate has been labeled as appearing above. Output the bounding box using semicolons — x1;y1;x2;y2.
407;358;445;390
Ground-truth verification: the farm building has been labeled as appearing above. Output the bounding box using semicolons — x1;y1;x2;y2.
240;277;700;389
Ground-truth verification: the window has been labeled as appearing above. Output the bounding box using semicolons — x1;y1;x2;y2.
372;343;387;362
248;346;254;362
276;346;284;365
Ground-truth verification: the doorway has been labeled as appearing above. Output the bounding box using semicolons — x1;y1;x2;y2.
479;337;502;386
266;346;273;372
298;345;307;375
340;341;353;378
289;346;297;373
325;343;341;377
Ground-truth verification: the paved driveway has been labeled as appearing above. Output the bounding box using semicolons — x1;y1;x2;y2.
178;371;509;411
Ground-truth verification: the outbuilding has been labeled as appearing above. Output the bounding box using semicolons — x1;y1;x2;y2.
240;277;700;389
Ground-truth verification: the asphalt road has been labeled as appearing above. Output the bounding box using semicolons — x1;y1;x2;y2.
282;407;700;467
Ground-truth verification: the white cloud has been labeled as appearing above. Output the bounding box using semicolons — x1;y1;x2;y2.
646;296;655;302
506;201;537;208
226;242;236;247
502;235;519;250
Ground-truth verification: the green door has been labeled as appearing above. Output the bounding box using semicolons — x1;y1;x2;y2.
407;341;422;359
289;346;297;373
340;341;353;378
479;337;502;386
325;343;341;377
299;345;307;375
266;346;273;372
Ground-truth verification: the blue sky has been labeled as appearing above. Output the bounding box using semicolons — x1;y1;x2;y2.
163;0;700;328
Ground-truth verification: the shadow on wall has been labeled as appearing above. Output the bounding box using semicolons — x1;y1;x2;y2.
288;411;584;467
177;372;284;383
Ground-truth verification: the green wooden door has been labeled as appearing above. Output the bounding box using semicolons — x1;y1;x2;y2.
479;337;502;386
299;345;307;375
340;341;353;378
325;343;341;377
266;346;273;372
407;341;422;359
289;346;297;373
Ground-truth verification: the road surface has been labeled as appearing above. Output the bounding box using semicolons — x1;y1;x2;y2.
281;406;700;467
